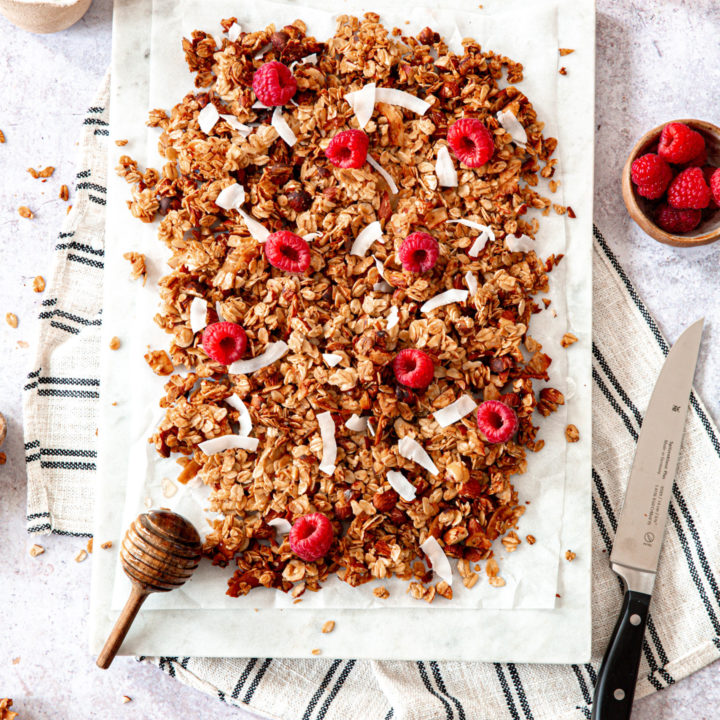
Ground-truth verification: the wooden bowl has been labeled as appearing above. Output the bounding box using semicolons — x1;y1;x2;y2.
0;0;91;34
622;119;720;247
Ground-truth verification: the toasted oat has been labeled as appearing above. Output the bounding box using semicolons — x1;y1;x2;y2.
87;538;94;554
29;544;45;557
162;477;178;498
145;349;173;375
462;572;479;589
321;620;335;633
565;424;580;443
526;534;536;545
109;336;121;351
27;167;39;179
38;166;54;178
6;313;18;328
488;576;506;588
486;557;500;578
559;48;575;56
100;541;113;550
116;139;129;147
373;586;390;599
59;184;69;202
17;207;33;219
123;252;147;285
32;276;45;293
0;698;18;720
548;180;559;193
311;648;322;656
561;332;578;348
565;550;576;562
435;580;453;599
501;530;521;553
75;549;88;563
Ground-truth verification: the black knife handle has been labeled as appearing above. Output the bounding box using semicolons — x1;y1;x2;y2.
591;590;651;720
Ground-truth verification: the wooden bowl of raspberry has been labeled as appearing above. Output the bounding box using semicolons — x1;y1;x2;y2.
623;119;720;247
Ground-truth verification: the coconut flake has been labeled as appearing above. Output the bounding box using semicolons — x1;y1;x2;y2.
225;394;252;436
497;109;528;146
446;219;495;257
189;297;208;335
215;183;246;210
565;376;577;401
219;114;253;137
198;103;219;135
215;301;225;321
367;156;399;195
387;305;399;330
345;414;369;432
238;209;271;243
345;82;376;130
227;22;241;42
303;232;321;242
317;411;337;475
386;470;416;502
506;234;536;253
268;517;292;535
367;419;376;437
252;100;270;109
199;435;259;455
464;271;478;296
271;107;297;147
398;436;439;476
375;87;430;115
253;42;272;59
229;341;288;375
435;145;458;187
420;289;469;314
420;536;453;585
322;353;342;367
350;221;383;257
433;394;478;428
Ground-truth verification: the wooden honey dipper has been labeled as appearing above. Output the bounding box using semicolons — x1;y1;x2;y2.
96;509;202;669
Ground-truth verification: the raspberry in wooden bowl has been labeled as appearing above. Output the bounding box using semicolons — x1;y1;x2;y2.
622;119;720;247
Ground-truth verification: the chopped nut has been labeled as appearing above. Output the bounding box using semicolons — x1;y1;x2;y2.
59;185;69;202
116;139;129;147
0;698;18;720
109;336;121;351
29;544;45;557
75;549;88;563
0;453;5;465
567;206;576;219
435;581;453;599
100;541;113;550
6;313;18;328
565;424;580;443
32;276;45;293
321;620;335;633
561;332;578;348
0;413;6;445
559;66;567;75
565;550;577;562
526;534;536;545
144;350;173;375
311;648;322;656
559;48;575;56
373;586;390;599
18;207;33;219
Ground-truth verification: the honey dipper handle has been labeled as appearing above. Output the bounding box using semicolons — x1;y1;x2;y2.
96;584;149;669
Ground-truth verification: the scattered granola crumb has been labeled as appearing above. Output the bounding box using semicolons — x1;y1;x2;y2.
162;477;178;498
66;205;72;215
501;530;521;553
0;698;18;720
561;332;578;348
109;336;121;351
565;424;580;443
123;252;147;285
462;572;479;589
311;648;322;656
553;203;567;215
144;349;173;375
486;557;499;578
373;586;390;599
11;657;20;665
116;139;129;147
75;549;88;563
321;620;335;634
435;581;453;599
526;534;536;545
18;207;33;219
488;576;506;588
6;313;18;328
17;341;29;349
0;130;5;143
559;66;567;75
293;598;303;604
29;544;45;557
32;276;45;293
549;180;559;193
101;541;113;550
0;453;6;465
121;695;132;704
27;168;39;179
559;48;575;56
59;185;69;202
565;550;576;562
567;206;576;219
542;298;552;308
0;413;7;446
39;166;54;178
87;538;94;554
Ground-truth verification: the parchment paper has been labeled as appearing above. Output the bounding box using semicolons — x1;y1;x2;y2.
111;0;571;612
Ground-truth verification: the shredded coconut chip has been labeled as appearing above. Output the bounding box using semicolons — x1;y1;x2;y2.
420;536;453;585
398;436;439;476
373;256;394;292
220;114;252;136
268;517;292;535
229;341;289;375
435;145;458;187
497;109;528;146
317;411;337;475
345;414;369;432
215;301;225;321
506;234;536;253
464;271;478;296
189;297;208;334
345;82;376;129
375;87;430;115
433;394;478;428
227;22;241;42
386;470;416;501
322;353;342;367
350;221;383;257
420;289;469;314
198;103;219;135
199;435;259;454
271;107;297;147
387;305;399;330
303;232;321;242
238;209;271;242
225;394;253;436
446;219;495;256
367;156;399;195
215;183;246;210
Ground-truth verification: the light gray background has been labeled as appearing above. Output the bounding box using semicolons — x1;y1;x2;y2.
1;0;719;718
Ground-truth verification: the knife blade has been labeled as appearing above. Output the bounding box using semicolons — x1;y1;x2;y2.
592;318;704;720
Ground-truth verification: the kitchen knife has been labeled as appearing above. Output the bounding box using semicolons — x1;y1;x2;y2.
591;318;704;720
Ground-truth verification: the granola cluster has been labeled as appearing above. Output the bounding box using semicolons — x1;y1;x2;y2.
119;14;565;601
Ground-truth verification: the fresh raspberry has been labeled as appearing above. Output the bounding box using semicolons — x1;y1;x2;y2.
202;322;248;365
289;513;333;562
447;118;494;168
667;167;711;209
630;153;671;197
707;167;720;208
476;400;518;444
680;147;708;168
398;232;439;273
654;205;702;234
393;348;434;389
252;61;297;106
657;122;705;164
325;130;369;169
265;231;311;273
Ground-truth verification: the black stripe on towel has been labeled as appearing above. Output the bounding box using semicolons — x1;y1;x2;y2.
54;240;104;256
301;660;341;720
242;658;272;704
67;253;104;269
507;664;534;720
493;664;520;720
231;658;258;699
417;662;453;720
316;659;356;720
76;182;107;194
37;388;99;399
429;661;466;720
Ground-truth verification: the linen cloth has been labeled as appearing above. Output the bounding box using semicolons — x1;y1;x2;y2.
23;82;720;720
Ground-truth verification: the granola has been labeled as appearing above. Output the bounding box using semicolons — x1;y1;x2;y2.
120;14;565;600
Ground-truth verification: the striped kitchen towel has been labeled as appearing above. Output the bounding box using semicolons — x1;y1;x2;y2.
23;81;720;720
